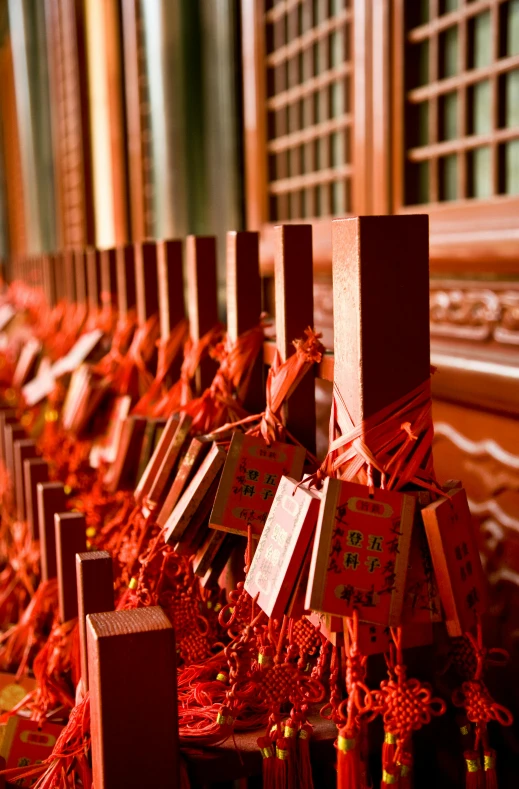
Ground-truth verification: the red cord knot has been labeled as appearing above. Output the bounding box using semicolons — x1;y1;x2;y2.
452;679;514;727
375;677;446;738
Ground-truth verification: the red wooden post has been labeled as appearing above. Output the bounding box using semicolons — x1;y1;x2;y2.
76;551;114;690
4;423;26;490
53;253;66;303
274;224;316;453
24;458;49;539
55;512;87;623
42;254;57;306
134;240;159;323
87;607;179;789
13;438;37;521
100;247;118;311
116;244;137;318
226;230;264;414
331;215;430;424
0;409;17;464
86;247;102;312
74;249;88;306
186;235;219;392
63;250;77;304
37;482;66;581
157;239;185;339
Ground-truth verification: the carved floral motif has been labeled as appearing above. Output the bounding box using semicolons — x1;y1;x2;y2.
430;284;519;345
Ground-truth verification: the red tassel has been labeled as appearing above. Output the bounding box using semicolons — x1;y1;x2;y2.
381;730;399;789
337;726;363;789
464;750;484;789
275;736;289;789
398;753;412;789
258;736;276;788
483;749;498;789
283;718;297;789
381;765;400;788
297;724;314;789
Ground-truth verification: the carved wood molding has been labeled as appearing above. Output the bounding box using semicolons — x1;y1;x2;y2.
430;280;519;346
433;422;519;471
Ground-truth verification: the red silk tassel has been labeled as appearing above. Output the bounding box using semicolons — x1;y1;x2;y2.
398;753;413;789
381;765;400;788
297;724;314;789
274;736;289;789
337;726;363;789
283;718;297;789
258;736;276;787
464;751;484;789
381;731;399;789
483;749;498;789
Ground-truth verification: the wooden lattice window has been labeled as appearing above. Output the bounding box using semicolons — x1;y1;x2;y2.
263;0;353;221
401;0;519;205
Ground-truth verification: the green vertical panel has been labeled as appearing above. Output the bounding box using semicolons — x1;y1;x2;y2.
418;161;429;203
508;0;519;56
442;92;458;139
418;102;429;146
331;29;343;67
472;146;492;197
506;70;519;127
443;26;458;77
473;80;492;134
441;155;457;200
506;140;519;193
332;181;344;214
331;82;344;117
332;131;344;166
473;12;491;68
443;0;458;12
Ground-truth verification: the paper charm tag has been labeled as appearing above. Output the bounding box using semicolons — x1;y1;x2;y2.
0;715;63;779
156;437;211;527
210;432;306;538
89;395;132;468
421;487;487;636
0;672;36;712
12;338;41;388
349;620;434;657
21;359;55;407
402;519;442;626
51;329;103;378
244;477;320;619
306;478;416;627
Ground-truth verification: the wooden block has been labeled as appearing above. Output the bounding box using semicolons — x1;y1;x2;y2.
12;339;41;388
24;458;49;539
42;255;57;306
226;231;264;414
76;551;114;691
331;215;430;425
86;247;102;311
55;512;87;623
157;239;185;340
63;249;77;303
135;418;167;488
74;249;88;306
37;482;66;581
193;529;228;577
146;414;192;512
306;477;416;627
156;437;211;527
164;444;226;544
174;476;220;556
0;409;17;464
274;224;316;453
4;423;25;489
13;438;37;521
186;235;219;391
53;253;66;302
134;415;179;504
100;247;118;310
421;487;487;636
135;241;159;323
210;432;306;538
87;607;179;789
104;416;148;493
116;245;137;318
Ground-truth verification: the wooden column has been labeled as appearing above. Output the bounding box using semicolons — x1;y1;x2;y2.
4;423;26;491
13;438;37;521
157;239;185;340
74;249;88;306
331;215;430;423
76;551;114;690
37;482;66;581
55;512;87;623
186;235;219;392
116;244;137;319
87;607;179;789
135;241;159;324
274;224;316;453
24;458;49;539
100;247;118;310
226;230;264;414
42;255;57;306
86;247;102;312
63;250;77;304
0;409;17;464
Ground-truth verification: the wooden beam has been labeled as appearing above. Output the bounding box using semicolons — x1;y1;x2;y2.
74;249;88;306
186;236;219;392
87;607;179;789
86;247;102;312
134;241;159;324
157;239;185;340
274;224;316;452
4;423;25;492
13;438;37;521
55;512;87;623
63;249;77;303
76;551;114;691
100;247;118;310
116;245;137;318
24;458;49;539
37;482;66;581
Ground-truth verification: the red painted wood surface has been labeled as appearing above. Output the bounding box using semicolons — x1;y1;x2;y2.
76;551;114;691
55;512;87;623
13;438;37;521
24;458;49;540
37;481;66;581
186;235;219;392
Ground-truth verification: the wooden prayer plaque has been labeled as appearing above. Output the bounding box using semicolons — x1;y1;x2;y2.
87;607;179;789
76;551;114;691
145;413;192;512
55;512;87;623
156;437;210;527
200;534;237;589
24;458;49;540
104;416;148;492
306;478;416;627
136;418;167;484
349;620;434;657
163;444;226;545
245;477;320;619
421;487;487;636
13;438;37;521
173;478;219;557
306;611;344;646
134;415;179;504
210;432;306;538
4;424;26;489
37;482;66;581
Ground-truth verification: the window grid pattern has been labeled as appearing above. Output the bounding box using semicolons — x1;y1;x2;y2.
264;0;352;221
404;0;519;205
